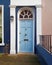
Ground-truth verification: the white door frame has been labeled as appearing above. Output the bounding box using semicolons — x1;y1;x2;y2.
10;5;42;54
10;7;16;54
17;7;35;53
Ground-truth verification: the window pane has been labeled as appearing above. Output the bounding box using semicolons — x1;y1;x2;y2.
0;7;2;25
24;10;27;14
24;15;28;18
0;7;2;43
0;26;2;32
0;33;2;43
29;14;33;18
20;15;23;18
28;11;31;15
21;11;24;15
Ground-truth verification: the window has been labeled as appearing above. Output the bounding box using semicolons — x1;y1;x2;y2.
19;8;33;20
0;5;4;45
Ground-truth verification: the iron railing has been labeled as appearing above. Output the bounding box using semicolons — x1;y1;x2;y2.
40;35;52;53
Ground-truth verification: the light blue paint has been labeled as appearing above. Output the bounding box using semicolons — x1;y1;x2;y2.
19;19;33;52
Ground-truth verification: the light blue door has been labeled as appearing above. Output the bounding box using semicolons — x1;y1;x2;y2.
18;7;35;53
19;20;33;52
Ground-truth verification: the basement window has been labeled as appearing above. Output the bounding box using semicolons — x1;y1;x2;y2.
0;5;4;45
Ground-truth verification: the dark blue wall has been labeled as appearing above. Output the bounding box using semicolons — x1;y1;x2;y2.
36;45;52;65
0;0;10;53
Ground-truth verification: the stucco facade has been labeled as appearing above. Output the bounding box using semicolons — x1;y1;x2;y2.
42;0;52;35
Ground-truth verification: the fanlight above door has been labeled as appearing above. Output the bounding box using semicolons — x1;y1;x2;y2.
19;7;33;20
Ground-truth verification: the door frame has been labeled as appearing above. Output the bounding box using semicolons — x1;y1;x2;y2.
17;7;35;53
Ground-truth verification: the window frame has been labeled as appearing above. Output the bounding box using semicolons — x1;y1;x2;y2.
0;5;4;45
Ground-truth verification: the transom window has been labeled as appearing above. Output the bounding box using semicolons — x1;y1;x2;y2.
19;7;33;20
0;5;4;45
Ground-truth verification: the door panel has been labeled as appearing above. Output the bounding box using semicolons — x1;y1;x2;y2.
19;20;33;52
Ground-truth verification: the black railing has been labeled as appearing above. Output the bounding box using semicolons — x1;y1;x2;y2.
40;35;52;53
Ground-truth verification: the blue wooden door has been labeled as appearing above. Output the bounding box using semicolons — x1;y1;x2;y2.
19;19;33;52
18;7;35;53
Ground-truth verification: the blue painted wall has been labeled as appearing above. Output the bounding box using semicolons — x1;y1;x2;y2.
0;0;10;53
36;45;52;65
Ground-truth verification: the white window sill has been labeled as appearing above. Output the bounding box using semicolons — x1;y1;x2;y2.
0;43;5;46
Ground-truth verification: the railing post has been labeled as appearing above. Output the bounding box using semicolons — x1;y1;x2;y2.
49;35;51;52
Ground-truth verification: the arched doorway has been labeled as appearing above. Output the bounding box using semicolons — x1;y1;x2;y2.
17;7;35;53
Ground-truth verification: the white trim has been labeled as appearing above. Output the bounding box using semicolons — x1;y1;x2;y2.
0;5;4;46
17;7;35;53
36;7;42;44
33;8;35;53
10;7;16;54
10;0;41;6
9;5;16;8
9;5;42;8
10;5;42;54
17;10;20;53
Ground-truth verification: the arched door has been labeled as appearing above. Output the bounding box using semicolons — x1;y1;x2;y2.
17;7;35;53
